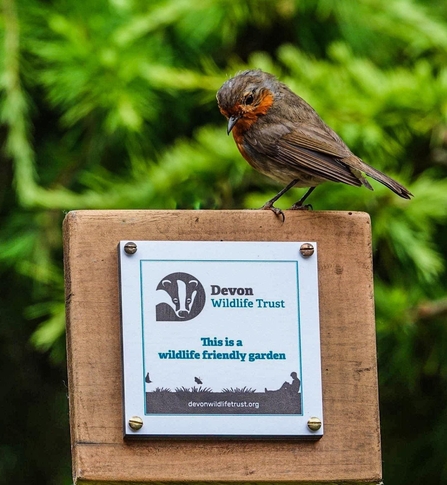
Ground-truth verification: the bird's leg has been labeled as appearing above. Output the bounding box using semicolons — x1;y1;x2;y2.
290;187;316;210
260;179;298;221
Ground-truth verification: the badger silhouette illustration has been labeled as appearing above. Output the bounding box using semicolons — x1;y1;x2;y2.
156;272;206;321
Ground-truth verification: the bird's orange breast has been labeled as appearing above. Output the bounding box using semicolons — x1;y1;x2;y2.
234;137;251;163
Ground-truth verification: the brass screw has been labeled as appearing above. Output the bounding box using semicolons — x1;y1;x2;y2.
300;243;314;257
128;416;143;431
124;242;137;255
307;417;322;431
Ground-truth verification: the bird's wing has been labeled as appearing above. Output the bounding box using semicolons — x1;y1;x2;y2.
277;142;363;186
285;126;412;197
254;124;364;187
281;124;352;158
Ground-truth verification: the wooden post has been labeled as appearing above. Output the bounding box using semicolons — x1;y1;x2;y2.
64;210;381;484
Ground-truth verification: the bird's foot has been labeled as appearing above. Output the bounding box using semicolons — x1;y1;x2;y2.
290;202;313;211
260;202;285;222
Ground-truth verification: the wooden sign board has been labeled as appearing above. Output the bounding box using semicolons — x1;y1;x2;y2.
63;210;381;484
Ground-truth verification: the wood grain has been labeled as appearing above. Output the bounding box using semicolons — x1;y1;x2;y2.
63;210;381;484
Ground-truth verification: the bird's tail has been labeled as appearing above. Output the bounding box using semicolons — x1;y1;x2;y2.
352;158;413;200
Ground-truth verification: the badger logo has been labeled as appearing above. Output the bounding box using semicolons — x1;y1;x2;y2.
156;272;206;321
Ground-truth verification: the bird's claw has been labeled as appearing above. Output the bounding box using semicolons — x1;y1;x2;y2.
260;203;285;222
290;202;313;210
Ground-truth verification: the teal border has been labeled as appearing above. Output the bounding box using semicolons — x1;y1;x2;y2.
139;259;304;418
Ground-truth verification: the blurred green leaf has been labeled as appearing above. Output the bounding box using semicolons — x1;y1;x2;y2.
1;0;447;484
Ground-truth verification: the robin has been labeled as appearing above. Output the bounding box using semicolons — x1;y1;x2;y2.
217;69;412;219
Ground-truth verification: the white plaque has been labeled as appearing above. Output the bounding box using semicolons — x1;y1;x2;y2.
119;241;323;439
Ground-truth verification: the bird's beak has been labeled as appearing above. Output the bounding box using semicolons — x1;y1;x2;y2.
227;115;240;135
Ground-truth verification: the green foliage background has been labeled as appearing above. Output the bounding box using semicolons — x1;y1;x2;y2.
1;0;447;483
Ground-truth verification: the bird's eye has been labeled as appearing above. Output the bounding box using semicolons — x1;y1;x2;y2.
245;93;254;105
